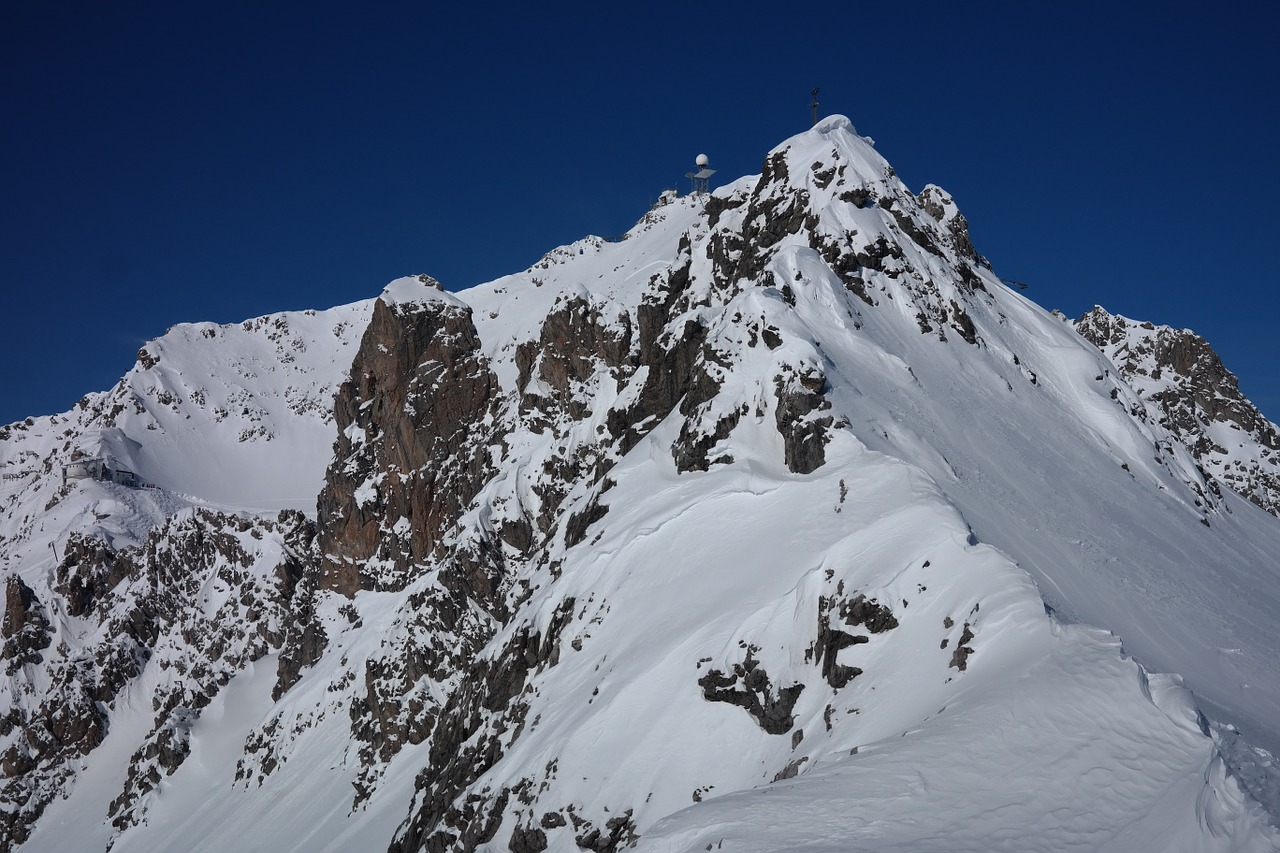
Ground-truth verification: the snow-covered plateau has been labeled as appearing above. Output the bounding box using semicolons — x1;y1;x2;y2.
2;116;1279;852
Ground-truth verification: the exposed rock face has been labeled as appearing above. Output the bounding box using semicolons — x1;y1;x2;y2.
1077;307;1280;515
810;593;899;688
281;260;756;850
705;149;819;292
698;647;805;735
317;278;501;596
300;280;532;821
773;363;834;474
516;294;633;424
609;255;711;456
2;575;51;675
670;338;741;473
917;184;983;265
1;508;314;848
106;509;316;832
950;622;976;671
515;292;636;535
54;534;133;618
386;601;577;853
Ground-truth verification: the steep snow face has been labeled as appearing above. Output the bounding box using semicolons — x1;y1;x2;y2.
1077;305;1280;516
3;116;1280;852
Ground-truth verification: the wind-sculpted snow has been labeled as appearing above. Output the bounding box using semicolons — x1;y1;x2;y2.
2;115;1279;851
637;627;1273;853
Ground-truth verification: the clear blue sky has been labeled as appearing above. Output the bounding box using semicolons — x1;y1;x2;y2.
3;2;1278;426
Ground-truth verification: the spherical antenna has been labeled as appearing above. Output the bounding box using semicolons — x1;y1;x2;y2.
686;153;716;195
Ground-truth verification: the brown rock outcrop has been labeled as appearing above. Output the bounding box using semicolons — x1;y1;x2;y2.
317;279;500;596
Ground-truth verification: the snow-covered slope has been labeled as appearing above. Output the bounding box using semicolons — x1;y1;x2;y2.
3;116;1279;852
1;300;371;518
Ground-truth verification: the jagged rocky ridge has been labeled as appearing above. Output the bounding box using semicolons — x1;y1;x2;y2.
1077;306;1280;516
1;116;1279;851
1;507;316;846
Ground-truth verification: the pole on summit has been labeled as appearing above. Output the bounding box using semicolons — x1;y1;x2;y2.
810;87;820;126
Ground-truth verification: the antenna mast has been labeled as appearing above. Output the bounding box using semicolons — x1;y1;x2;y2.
810;87;820;126
685;154;716;195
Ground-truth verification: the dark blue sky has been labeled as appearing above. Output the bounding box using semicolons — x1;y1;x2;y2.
4;2;1278;426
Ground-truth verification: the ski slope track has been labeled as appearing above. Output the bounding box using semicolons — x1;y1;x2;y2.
2;116;1278;851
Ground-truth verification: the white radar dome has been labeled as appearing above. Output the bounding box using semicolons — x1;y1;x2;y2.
695;153;709;167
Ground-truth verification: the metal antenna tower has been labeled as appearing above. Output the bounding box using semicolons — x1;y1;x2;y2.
686;153;716;195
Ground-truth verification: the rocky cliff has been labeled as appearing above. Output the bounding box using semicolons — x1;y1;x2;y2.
1077;306;1280;515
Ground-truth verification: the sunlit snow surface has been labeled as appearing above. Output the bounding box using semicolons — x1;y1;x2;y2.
5;116;1280;851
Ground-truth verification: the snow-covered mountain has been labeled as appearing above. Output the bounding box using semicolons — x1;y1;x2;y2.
3;116;1279;852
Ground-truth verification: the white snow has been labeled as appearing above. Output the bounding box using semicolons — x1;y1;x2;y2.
3;115;1279;852
379;275;469;313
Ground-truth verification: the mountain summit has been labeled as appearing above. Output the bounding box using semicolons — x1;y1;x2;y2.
2;117;1279;852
